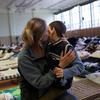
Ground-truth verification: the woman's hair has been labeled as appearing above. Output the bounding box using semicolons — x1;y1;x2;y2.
49;21;66;37
22;18;46;48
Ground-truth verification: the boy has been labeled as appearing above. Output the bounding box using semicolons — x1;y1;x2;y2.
46;21;84;89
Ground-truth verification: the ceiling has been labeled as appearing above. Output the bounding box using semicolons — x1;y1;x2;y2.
0;0;96;13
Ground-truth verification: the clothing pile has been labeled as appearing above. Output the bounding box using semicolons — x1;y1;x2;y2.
75;36;100;52
83;62;100;73
72;36;100;78
0;93;17;100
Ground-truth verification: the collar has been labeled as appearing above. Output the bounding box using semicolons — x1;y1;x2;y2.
48;38;62;46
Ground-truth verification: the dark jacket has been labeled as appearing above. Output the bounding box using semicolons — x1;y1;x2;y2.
46;39;85;89
18;47;55;100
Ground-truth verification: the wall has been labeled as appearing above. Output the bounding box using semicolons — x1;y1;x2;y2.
10;11;33;36
0;9;54;45
65;27;100;38
0;9;9;37
33;9;54;25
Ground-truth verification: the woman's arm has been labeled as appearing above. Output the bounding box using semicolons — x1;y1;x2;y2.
18;56;55;89
59;49;76;68
54;51;85;79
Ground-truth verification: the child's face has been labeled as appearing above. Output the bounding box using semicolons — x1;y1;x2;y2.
48;26;55;41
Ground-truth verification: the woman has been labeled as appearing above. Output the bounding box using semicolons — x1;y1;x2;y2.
18;18;78;100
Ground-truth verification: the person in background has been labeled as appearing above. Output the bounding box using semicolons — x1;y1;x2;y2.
18;18;76;100
45;21;85;100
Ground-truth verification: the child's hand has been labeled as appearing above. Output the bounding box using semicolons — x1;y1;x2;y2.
53;67;64;78
59;50;76;68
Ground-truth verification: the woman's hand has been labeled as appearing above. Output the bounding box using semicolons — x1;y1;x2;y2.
59;50;76;68
53;67;64;78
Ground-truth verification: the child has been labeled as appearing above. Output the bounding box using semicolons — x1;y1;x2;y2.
46;21;84;89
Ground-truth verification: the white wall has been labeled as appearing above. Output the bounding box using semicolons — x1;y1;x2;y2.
33;9;54;25
0;9;9;36
0;9;54;37
10;12;33;36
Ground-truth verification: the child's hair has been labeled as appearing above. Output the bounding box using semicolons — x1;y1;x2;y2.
49;21;66;37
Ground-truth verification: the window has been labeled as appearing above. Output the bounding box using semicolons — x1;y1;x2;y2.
71;6;79;30
92;0;100;27
81;4;91;28
54;0;100;30
54;13;62;21
61;11;71;31
55;11;71;31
